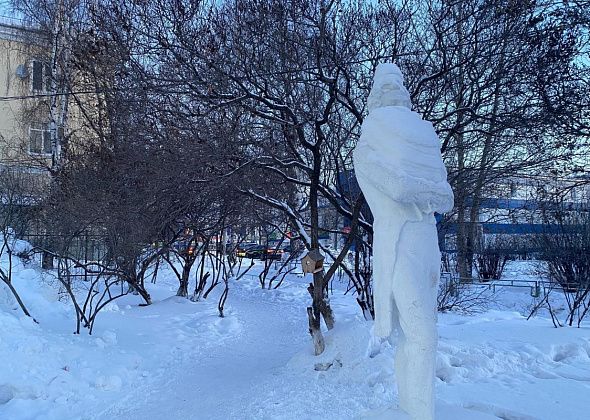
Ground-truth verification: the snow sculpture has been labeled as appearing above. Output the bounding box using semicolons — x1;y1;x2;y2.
354;63;453;420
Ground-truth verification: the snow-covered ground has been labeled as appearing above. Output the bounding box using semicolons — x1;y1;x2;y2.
1;252;589;420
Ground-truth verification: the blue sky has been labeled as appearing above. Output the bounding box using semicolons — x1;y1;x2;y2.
0;1;16;16
0;1;26;25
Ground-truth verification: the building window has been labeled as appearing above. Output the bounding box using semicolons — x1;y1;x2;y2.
29;124;52;155
31;60;52;93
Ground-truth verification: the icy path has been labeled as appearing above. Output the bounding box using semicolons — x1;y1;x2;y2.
93;280;309;420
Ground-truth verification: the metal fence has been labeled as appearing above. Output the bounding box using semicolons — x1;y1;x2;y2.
439;271;582;298
18;232;109;263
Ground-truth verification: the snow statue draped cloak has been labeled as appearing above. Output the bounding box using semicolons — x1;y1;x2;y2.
353;63;454;338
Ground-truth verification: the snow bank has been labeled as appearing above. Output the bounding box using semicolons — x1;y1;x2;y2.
0;247;242;420
0;290;146;420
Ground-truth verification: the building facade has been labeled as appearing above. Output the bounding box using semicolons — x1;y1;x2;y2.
0;18;54;168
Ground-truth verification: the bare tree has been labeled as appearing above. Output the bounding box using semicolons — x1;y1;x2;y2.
405;0;590;279
0;167;39;321
531;197;590;327
12;0;588;349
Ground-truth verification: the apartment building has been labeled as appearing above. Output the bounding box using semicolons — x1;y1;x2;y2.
0;16;63;173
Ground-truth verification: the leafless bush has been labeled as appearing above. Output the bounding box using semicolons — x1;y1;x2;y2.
27;233;154;334
474;237;510;280
268;253;298;290
437;273;494;313
530;210;590;327
441;252;457;275
55;256;129;334
0;167;39;321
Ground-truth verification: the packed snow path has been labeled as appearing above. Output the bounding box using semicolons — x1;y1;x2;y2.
93;279;309;420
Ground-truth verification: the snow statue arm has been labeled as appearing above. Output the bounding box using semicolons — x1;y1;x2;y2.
354;142;454;214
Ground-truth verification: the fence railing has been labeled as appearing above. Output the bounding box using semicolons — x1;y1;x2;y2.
18;233;109;264
440;272;585;298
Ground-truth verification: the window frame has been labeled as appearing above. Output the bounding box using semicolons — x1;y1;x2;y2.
30;60;52;94
28;124;53;156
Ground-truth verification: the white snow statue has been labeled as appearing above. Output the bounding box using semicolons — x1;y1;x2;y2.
353;63;453;420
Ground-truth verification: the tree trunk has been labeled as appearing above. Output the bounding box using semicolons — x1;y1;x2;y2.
452;3;473;282
129;277;151;305
307;306;325;355
314;270;334;329
176;264;191;297
42;251;54;269
1;277;37;322
304;139;334;354
465;47;505;282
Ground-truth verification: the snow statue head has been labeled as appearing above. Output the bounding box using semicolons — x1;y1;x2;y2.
353;63;453;420
367;63;412;112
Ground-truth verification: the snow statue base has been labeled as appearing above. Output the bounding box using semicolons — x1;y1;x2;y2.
353;63;453;420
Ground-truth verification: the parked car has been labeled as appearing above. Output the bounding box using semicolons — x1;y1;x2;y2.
174;239;197;257
236;243;258;258
245;244;266;259
263;245;283;260
236;243;284;260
